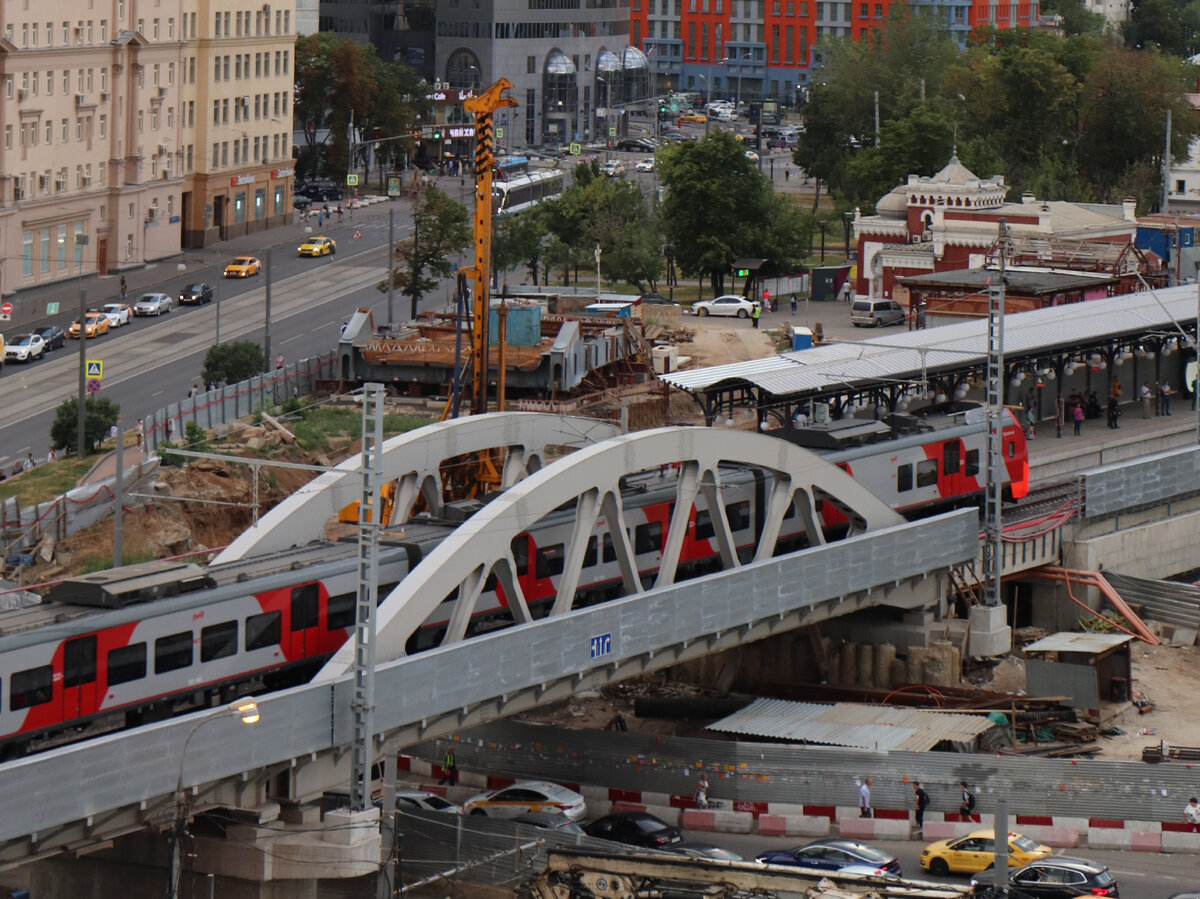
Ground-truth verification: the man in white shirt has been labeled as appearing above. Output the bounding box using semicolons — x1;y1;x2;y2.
1141;382;1153;418
1185;797;1200;830
859;778;872;818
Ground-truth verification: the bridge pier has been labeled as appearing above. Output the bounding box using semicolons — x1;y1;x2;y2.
25;806;380;899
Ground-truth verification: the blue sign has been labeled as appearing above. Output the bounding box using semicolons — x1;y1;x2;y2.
589;633;612;659
169;215;181;224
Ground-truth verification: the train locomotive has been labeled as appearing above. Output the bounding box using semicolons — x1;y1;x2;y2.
0;403;1027;753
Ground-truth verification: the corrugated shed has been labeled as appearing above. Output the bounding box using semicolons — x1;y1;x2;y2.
1023;633;1134;654
1103;572;1200;628
661;284;1200;396
705;698;995;752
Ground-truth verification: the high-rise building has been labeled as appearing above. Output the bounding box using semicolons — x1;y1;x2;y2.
0;2;187;291
179;1;297;248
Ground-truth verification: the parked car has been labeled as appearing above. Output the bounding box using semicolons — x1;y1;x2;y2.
920;829;1050;875
511;811;586;835
692;295;755;318
394;790;461;814
223;256;263;278
756;839;901;876
584;812;683;849
666;842;743;861
134;292;173;316
40;325;65;351
635;157;655;172
100;302;134;327
4;333;46;362
178;283;214;305
744;149;760;163
462;781;586;821
616;137;657;152
298;236;337;257
68;311;110;338
971;857;1118;899
292;194;314;210
850;298;906;327
639;293;678;306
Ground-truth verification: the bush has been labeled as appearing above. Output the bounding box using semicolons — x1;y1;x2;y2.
49;397;120;456
201;341;265;386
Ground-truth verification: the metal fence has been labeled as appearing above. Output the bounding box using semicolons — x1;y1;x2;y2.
413;720;1198;824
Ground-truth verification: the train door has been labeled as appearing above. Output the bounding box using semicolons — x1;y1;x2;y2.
288;583;321;659
61;634;98;721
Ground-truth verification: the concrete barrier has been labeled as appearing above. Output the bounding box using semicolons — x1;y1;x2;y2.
757;814;832;837
681;808;754;833
1161;829;1200;853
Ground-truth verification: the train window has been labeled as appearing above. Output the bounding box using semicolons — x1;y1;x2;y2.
200;621;239;662
602;533;617;563
246;611;282;651
63;635;98;687
634;521;663;554
726;501;750;531
966;449;980;476
327;594;356;630
10;665;53;710
511;537;529;576
155;632;193;673
536;543;566;578
916;459;938;488
583;536;598;568
897;464;913;492
944;442;960;475
107;644;147;686
1007;440;1015;458
694;509;715;541
291;583;319;631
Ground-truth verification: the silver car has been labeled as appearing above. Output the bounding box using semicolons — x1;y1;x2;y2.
850;298;906;327
134;292;173;316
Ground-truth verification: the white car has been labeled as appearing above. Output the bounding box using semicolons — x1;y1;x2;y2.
744;149;760;162
394;790;461;814
134;292;172;316
101;302;133;327
635;157;655;172
4;332;46;362
463;780;587;821
692;295;756;318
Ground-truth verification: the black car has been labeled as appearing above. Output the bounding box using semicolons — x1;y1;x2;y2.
178;283;214;305
292;194;314;210
755;839;901;876
583;811;683;849
666;842;743;861
972;858;1118;899
40;325;66;351
616;137;656;152
639;294;678;306
512;811;586;836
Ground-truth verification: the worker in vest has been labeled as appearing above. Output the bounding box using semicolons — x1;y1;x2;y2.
751;302;761;329
438;746;458;786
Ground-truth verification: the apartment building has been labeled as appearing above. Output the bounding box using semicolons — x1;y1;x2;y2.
180;0;296;247
0;1;186;292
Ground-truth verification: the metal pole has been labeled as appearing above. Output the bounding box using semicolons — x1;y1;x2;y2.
263;249;272;371
983;219;1007;608
77;288;87;457
350;382;384;812
387;209;395;326
215;278;221;346
113;420;123;568
993;799;1009;891
1163;106;1172;213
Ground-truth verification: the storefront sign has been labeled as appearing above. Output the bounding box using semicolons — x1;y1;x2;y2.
447;126;473;138
230;174;255;185
425;89;477;103
271;168;294;179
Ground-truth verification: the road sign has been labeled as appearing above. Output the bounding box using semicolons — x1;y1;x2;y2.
496;127;504;139
346;174;359;186
86;360;103;378
46;302;59;315
86;379;101;395
0;302;11;316
569;142;581;156
608;127;616;138
353;229;363;240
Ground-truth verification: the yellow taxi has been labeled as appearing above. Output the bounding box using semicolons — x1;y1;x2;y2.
298;236;336;257
920;830;1050;875
68;311;111;339
679;112;707;124
223;256;263;278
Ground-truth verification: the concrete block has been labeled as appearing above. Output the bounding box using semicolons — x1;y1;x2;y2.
682;809;716;831
768;803;808;817
1124;820;1162;833
642;791;673;807
1055;817;1090;833
873;818;918;840
920;821;970;840
1038;827;1080;848
645;805;681;826
1087;828;1132;850
1130;831;1163;852
612;800;647;813
838;818;876;839
758;814;830;837
322;807;380;846
711;809;754;834
1161;830;1200;853
1170;626;1198;646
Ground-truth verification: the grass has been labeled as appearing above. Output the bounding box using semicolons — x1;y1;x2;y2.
289;407;433;452
0;456;96;507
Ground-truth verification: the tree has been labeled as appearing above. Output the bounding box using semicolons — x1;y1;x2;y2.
846;105;955;209
202;341;266;385
492;209;547;288
379;184;472;319
50;396;119;455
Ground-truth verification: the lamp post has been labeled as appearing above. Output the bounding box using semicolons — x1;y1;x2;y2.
594;244;602;297
735;52;753;115
844;211;854;258
169;698;261;899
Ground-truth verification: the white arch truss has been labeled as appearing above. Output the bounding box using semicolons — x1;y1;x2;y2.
315;426;902;681
216;413;621;563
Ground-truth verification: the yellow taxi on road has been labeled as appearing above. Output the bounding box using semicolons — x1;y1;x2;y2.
223;256;263;278
68;311;111;339
920;830;1050;875
298;236;336;257
679;112;707;124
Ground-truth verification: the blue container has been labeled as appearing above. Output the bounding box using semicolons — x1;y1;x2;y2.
791;326;813;351
489;299;542;346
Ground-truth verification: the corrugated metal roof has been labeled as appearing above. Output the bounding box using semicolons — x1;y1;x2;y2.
706;698;995;752
1102;572;1200;629
662;283;1199;396
1023;632;1135;653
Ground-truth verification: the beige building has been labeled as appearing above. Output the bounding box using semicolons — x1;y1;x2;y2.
0;1;187;292
180;0;295;248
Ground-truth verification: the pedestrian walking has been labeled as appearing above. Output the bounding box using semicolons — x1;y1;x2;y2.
46;447;57;464
913;781;929;830
438;746;458;786
751;303;761;329
1140;381;1153;418
859;777;872;818
275;353;285;370
24;452;35;470
1160;380;1173;415
119;275;127;299
188;382;199;399
336;204;344;222
1107;395;1121;429
763;289;771;311
136;418;144;449
1024;405;1036;440
959;781;976;818
784;166;790;182
694;774;710;810
790;294;798;315
1072;401;1084;436
1185;797;1200;831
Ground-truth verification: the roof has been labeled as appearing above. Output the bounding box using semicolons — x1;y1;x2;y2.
897;268;1112;294
931;154;979;185
1023;633;1135;654
660;282;1200;397
706;698;996;751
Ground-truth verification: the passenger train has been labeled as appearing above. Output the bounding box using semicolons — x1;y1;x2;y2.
0;403;1027;753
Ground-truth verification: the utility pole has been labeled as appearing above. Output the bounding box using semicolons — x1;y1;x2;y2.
113;418;123;568
1163;106;1172;213
983;219;1007;608
386;209;395;326
76;288;87;456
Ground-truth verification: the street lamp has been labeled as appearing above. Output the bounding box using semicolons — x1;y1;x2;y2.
169;698;261;899
844;211;854;258
735;51;753;115
594;244;602;297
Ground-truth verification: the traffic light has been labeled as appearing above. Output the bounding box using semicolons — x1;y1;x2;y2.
736;268;749;277
432;128;442;141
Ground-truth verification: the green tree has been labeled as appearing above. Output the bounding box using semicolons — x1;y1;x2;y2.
492;209;547;288
846;105;955;209
380;184;472;318
202;341;266;385
1123;0;1188;55
50;397;119;455
1040;0;1107;36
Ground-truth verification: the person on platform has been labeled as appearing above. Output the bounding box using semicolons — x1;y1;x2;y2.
859;778;872;818
913;781;930;831
1107;395;1121;430
959;782;976;818
1185;797;1200;830
1141;381;1153;418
